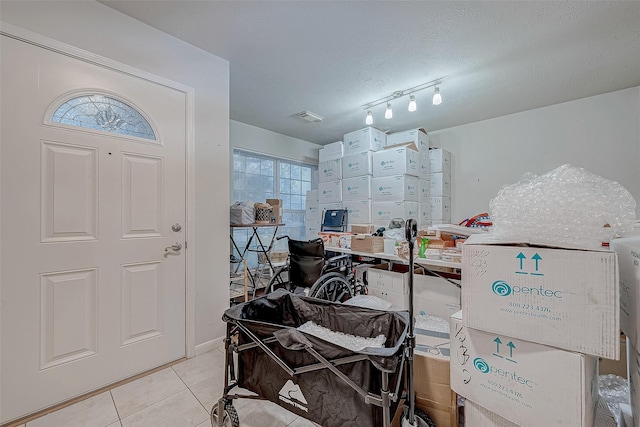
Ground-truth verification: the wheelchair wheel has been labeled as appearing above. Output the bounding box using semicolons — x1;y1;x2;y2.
211;399;240;427
265;265;291;294
308;272;353;302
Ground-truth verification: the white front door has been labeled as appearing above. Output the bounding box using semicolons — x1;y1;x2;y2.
1;36;187;422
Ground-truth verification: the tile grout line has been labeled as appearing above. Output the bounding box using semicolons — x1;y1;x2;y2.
171;365;214;424
108;390;123;425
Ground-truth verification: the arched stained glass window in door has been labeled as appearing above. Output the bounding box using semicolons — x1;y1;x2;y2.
50;94;156;141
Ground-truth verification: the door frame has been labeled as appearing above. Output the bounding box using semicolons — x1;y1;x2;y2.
0;22;197;359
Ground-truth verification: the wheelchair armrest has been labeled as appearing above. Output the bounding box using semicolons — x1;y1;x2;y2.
325;254;351;266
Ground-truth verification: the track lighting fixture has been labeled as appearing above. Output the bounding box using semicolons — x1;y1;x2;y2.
365;110;373;125
408;95;417;112
361;77;444;124
432;86;442;105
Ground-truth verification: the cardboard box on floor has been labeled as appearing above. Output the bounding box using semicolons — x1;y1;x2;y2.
464;398;616;427
450;311;599;427
462;234;620;359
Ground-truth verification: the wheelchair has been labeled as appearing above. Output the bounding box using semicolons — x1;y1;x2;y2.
265;236;359;302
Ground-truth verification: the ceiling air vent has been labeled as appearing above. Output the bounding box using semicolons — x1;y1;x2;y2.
296;110;325;123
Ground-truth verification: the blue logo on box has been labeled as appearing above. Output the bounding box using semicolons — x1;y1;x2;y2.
492;280;512;296
474;358;490;373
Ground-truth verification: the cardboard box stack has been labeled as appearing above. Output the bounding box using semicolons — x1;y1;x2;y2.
305;189;321;240
610;236;640;426
451;234;620;426
429;148;451;225
385;128;454;227
341;127;386;230
413;322;459;427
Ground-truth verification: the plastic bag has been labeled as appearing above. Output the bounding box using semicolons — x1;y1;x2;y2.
230;200;255;224
489;164;636;249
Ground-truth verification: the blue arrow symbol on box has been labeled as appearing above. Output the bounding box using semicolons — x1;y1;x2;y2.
494;337;502;353
507;341;516;358
516;252;526;270
532;253;542;271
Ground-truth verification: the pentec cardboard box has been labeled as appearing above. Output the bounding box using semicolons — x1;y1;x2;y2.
450;312;599;427
462;234;619;359
372;143;420;177
371;175;419;202
386;128;429;153
464;398;616;427
342;176;372;201
610;237;640;350
371;201;419;227
318;180;342;203
318;158;342;182
343;127;386;155
318;140;343;162
344;200;372;224
342;150;374;178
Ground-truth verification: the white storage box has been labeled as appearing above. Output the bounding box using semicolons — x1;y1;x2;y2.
418;179;431;203
342;176;372;201
342;150;374;178
430;171;451;196
318;180;342;203
462;234;620;359
611;236;640;350
344;200;372;224
464;398;616;427
318;158;342;182
371;201;419;227
305;225;321;241
386;128;429;153
451;312;599;427
371;175;419;202
366;263;411;310
430;196;451;220
367;263;411;294
318;141;343;162
429;148;451;174
305;189;318;202
305;205;321;222
418;203;431;227
418;152;430;179
343;127;386;155
372;143;420;177
414;271;461;319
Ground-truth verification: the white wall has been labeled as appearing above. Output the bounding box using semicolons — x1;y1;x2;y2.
230;120;321;162
1;1;231;348
429;87;640;222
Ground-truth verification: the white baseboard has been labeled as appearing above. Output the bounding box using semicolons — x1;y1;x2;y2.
194;336;225;357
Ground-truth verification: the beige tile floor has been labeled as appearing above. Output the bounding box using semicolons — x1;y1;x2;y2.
20;347;320;427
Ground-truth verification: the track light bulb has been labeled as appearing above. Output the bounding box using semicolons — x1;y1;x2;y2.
385;102;393;119
432;86;442;105
408;95;417;112
365;110;373;125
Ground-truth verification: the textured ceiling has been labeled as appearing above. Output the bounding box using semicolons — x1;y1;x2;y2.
99;1;640;145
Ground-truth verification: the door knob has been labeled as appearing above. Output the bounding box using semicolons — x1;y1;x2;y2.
171;223;182;232
165;242;182;253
